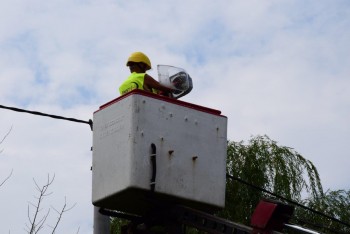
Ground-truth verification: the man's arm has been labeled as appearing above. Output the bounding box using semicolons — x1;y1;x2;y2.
144;74;174;93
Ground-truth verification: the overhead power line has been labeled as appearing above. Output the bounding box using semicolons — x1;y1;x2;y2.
0;104;93;130
226;174;350;229
2;103;348;230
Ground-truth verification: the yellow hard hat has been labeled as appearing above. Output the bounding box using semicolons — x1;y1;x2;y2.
126;52;152;70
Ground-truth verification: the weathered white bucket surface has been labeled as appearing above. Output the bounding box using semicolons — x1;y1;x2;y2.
92;90;227;214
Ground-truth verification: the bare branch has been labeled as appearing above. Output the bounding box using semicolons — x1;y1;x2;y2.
34;209;50;234
0;169;13;187
27;205;33;225
26;174;55;234
0;127;13;188
26;173;77;233
0;125;12;146
49;197;76;234
32;174;54;195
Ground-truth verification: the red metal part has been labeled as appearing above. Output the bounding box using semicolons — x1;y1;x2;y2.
251;199;294;234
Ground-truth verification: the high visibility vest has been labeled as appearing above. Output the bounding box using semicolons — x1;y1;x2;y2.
119;72;158;95
119;72;145;95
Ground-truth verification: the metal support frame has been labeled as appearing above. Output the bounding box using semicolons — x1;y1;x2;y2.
100;204;256;234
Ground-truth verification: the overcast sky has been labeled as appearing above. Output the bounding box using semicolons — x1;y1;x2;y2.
1;0;349;233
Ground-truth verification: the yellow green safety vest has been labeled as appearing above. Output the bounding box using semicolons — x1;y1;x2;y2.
119;72;146;95
119;72;157;95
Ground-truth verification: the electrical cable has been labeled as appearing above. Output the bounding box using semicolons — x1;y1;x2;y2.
2;103;348;230
0;104;93;130
150;143;157;192
226;174;350;229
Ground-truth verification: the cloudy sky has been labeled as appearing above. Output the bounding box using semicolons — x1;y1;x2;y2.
1;0;349;233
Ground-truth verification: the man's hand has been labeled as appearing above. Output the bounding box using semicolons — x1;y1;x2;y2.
158;90;173;98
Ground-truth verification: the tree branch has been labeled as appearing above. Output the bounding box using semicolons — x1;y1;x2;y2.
26;174;55;234
25;174;76;233
0;127;13;188
0;125;12;145
49;196;76;234
0;169;13;188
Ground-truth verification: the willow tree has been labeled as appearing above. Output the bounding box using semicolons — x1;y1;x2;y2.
298;189;350;233
219;135;323;225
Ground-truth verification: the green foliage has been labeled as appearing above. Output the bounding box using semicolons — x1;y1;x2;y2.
220;135;350;233
220;135;323;224
227;135;323;200
295;189;350;233
110;218;128;234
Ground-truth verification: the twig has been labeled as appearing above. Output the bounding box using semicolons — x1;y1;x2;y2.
26;174;55;234
0;169;13;187
0;125;12;145
49;197;76;234
0;125;12;154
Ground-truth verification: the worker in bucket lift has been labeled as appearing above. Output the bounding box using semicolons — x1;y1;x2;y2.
119;52;174;97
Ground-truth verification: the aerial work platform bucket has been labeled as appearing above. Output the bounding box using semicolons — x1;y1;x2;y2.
92;90;227;215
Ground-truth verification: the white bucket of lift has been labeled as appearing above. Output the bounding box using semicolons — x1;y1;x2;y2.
92;90;227;215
